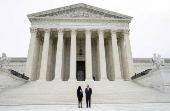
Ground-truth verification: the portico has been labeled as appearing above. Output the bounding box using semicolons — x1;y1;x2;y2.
25;3;135;81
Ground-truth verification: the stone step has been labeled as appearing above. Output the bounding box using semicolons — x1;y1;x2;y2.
1;81;170;105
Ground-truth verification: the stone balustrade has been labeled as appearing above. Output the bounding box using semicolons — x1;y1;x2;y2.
0;68;28;91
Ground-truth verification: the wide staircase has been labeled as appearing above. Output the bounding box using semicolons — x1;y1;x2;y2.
0;80;170;105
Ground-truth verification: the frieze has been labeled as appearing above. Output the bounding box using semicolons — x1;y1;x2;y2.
30;18;130;26
30;19;129;28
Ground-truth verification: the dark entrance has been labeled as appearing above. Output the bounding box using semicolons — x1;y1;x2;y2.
76;61;85;81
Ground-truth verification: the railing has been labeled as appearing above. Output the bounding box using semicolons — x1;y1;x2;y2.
131;69;152;80
8;69;29;80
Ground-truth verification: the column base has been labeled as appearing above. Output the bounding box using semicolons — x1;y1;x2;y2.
36;78;46;82
114;77;124;81
53;78;62;81
100;78;109;81
124;78;131;81
85;78;94;81
68;78;77;81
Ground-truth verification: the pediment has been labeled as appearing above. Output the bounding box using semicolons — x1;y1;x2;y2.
27;3;132;20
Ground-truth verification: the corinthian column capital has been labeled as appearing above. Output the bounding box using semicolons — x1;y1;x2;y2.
97;28;105;36
57;28;64;35
44;28;51;34
110;29;117;36
85;29;92;36
70;28;77;35
30;27;37;34
122;29;130;35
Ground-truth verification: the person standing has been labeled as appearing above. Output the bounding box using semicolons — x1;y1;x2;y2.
85;84;92;108
77;86;83;108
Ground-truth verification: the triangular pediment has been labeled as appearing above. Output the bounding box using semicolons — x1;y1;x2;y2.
27;3;132;20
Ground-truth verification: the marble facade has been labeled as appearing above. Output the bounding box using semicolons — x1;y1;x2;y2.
24;3;136;81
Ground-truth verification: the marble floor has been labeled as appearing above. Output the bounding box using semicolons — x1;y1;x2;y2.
0;103;170;111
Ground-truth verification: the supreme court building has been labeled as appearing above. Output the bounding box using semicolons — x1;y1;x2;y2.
25;3;135;81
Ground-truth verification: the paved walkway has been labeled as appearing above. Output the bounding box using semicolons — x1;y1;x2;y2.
0;103;170;111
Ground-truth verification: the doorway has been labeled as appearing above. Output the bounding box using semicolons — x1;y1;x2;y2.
76;61;85;81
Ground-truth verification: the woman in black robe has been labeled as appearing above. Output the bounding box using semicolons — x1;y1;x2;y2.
77;86;83;108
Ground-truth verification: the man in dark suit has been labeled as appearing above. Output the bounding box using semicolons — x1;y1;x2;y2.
85;84;92;108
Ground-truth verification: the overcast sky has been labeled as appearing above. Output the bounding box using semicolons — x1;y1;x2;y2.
0;0;170;58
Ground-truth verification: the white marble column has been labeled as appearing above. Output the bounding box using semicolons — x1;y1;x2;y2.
36;40;43;80
110;29;122;80
96;37;101;81
85;29;93;81
97;29;108;81
108;37;114;80
122;30;135;79
54;29;64;81
118;42;124;79
46;38;53;81
69;29;77;81
61;38;66;80
120;36;129;80
39;28;51;80
25;27;40;81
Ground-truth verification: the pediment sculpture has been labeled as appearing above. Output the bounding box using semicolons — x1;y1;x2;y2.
37;8;123;19
27;3;132;20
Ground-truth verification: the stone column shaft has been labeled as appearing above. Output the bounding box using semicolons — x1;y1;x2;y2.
118;43;124;79
123;30;135;78
61;38;65;80
36;41;43;80
25;28;39;81
54;29;64;81
69;29;77;81
46;39;53;81
108;39;114;80
97;38;101;81
97;29;108;81
111;30;122;80
120;38;129;80
39;28;51;80
85;29;93;81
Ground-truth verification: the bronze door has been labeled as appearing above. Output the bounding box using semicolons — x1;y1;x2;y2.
77;70;85;81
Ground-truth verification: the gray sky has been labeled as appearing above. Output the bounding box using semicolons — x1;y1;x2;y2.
0;0;170;58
